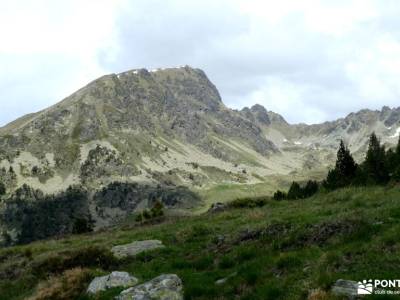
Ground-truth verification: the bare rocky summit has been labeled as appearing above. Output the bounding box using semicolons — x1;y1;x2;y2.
0;65;399;203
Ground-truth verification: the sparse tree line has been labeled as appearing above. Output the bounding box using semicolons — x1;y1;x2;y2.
0;180;198;246
274;133;400;200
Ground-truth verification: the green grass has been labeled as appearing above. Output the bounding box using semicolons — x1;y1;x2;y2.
1;185;400;299
195;182;277;212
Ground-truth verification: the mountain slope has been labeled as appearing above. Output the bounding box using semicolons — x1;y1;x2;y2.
1;185;399;299
0;66;399;197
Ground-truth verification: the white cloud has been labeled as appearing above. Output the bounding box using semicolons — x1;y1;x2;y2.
0;0;123;124
1;0;400;126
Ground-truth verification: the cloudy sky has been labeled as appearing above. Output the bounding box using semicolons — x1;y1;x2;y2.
1;0;400;126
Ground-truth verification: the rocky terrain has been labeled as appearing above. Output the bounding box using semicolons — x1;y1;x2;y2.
2;185;400;299
0;66;399;243
1;66;399;198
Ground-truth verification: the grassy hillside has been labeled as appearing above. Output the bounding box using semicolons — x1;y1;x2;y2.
1;185;400;299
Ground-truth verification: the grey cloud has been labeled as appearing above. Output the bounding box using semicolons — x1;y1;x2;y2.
2;0;400;126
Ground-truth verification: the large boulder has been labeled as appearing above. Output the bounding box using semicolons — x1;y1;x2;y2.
331;279;358;298
207;202;227;213
87;271;138;294
116;274;183;300
111;240;165;259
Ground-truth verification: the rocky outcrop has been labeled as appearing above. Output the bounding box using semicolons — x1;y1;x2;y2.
111;240;165;259
87;271;138;294
1;65;400;243
116;274;183;300
207;202;227;213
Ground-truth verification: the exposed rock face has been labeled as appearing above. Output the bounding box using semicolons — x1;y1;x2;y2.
87;271;138;294
111;240;165;259
0;65;399;212
0;66;285;199
116;274;183;300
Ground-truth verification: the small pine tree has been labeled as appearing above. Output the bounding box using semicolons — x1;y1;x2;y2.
335;140;357;180
273;190;286;200
303;180;319;198
387;136;400;182
394;136;400;174
1;231;12;246
0;182;5;196
322;140;357;190
287;182;302;199
322;169;340;190
364;133;389;184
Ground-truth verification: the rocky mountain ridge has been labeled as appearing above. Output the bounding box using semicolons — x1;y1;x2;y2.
0;66;399;197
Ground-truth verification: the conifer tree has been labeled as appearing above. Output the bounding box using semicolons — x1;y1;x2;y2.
323;140;357;189
364;133;389;184
0;182;5;196
335;140;357;180
287;182;302;199
273;190;286;200
390;136;400;181
322;169;340;190
303;180;319;197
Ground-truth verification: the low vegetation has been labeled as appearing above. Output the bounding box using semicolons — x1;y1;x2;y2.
0;182;199;246
1;184;400;299
1;133;399;299
274;134;400;200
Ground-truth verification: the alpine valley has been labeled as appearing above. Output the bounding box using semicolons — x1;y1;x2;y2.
0;66;399;237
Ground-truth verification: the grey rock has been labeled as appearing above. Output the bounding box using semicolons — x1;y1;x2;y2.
215;278;228;285
112;240;165;259
116;274;183;300
215;272;237;285
207;202;226;213
331;279;358;298
87;271;138;294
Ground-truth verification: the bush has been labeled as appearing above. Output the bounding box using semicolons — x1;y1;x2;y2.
135;213;143;223
142;209;152;220
229;196;268;208
135;201;165;224
31;246;117;277
27;267;91;300
151;200;164;217
72;217;93;234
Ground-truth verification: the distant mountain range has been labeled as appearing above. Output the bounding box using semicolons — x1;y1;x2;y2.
1;66;399;195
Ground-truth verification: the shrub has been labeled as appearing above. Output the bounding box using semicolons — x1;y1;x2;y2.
151;200;164;218
219;255;235;269
229;196;268;208
31;246;117;277
27;267;91;300
72;217;93;234
142;209;152;220
135;213;143;223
